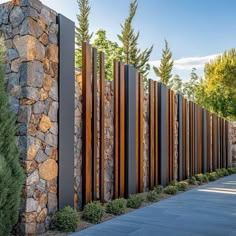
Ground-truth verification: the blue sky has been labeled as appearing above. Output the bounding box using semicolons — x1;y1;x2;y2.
2;0;236;80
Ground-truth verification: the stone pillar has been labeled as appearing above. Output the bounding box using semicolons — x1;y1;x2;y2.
0;0;58;234
229;122;236;167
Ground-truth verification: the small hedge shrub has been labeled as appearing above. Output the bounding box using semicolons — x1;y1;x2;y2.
177;182;188;191
188;176;198;185
82;201;105;224
53;206;79;232
207;172;218;181
169;180;178;186
195;174;208;184
127;194;144;209
154;185;163;194
221;168;229;176
106;198;127;215
164;185;177;195
216;169;224;177
146;190;159;202
228;167;236;174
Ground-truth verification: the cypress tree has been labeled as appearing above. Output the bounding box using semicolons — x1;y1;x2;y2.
75;0;93;69
118;0;153;80
154;39;173;84
0;39;24;235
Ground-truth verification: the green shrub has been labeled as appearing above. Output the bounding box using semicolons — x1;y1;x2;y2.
207;172;218;181
177;182;188;191
228;167;236;174
216;169;224;177
0;39;25;236
127;194;144;209
164;185;177;195
169;180;178;186
221;168;229;176
188;176;198;185
154;185;163;194
106;198;127;215
53;206;79;232
195;174;208;184
146;190;159;202
82;201;105;224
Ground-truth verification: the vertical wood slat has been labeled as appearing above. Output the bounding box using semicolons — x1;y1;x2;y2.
182;98;187;179
149;79;154;189
139;74;144;192
212;114;216;171
166;89;170;184
114;60;119;199
154;82;158;186
225;121;229;168
189;101;194;177
82;42;92;205
119;62;125;198
99;52;105;203
92;48;98;200
197;106;202;174
206;111;211;172
135;72;140;193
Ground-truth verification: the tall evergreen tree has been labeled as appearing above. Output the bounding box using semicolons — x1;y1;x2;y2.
75;0;93;69
0;39;24;236
118;0;153;79
168;74;183;94
154;39;173;84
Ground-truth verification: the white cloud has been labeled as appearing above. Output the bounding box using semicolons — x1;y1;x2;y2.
149;53;221;71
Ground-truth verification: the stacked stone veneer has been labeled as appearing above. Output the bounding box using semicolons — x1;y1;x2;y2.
229;122;236;167
0;0;58;234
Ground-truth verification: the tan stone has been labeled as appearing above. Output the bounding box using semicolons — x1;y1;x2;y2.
11;58;22;72
22;212;37;223
43;74;52;91
13;35;45;62
39;115;51;133
39;159;58;181
37;208;47;223
49;148;58;160
39;88;48;101
25;222;36;235
27;145;40;160
25;161;38;174
39;193;47;208
39;33;48;46
45;44;58;63
20;98;36;105
38;16;47;32
28;123;37;136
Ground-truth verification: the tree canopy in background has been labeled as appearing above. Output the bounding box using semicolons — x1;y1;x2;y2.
75;0;93;69
154;40;173;85
118;0;153;80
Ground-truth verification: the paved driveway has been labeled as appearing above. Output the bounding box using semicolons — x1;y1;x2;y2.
72;174;236;236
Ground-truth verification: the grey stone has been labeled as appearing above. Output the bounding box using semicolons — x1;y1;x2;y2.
17;105;32;123
6;48;19;61
10;7;25;28
26;170;39;186
20;0;42;13
48;80;58;101
22;6;39;20
35;150;47;163
33;101;45;114
48;193;57;214
20;17;43;38
12;27;20;36
16;123;27;136
25;185;35;198
40;6;51;26
21;87;39;100
20;62;44;88
48;33;57;44
45;146;51;156
49;23;58;34
49;122;58;135
4;63;11;74
1;24;13;39
45;133;57;147
36;179;46;192
36;131;45;142
26;198;38;213
17;135;27;159
48;101;58;122
36;223;45;234
6;73;21;97
8;96;19;114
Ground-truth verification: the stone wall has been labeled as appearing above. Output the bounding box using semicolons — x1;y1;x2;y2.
0;0;58;234
229;122;236;167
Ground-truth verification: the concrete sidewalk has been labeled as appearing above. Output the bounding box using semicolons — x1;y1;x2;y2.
72;174;236;236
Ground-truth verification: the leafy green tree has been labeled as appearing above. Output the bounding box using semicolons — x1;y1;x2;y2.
199;49;236;119
182;68;200;101
154;40;173;84
75;0;93;69
93;30;122;81
118;0;153;80
168;74;183;94
0;39;24;235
